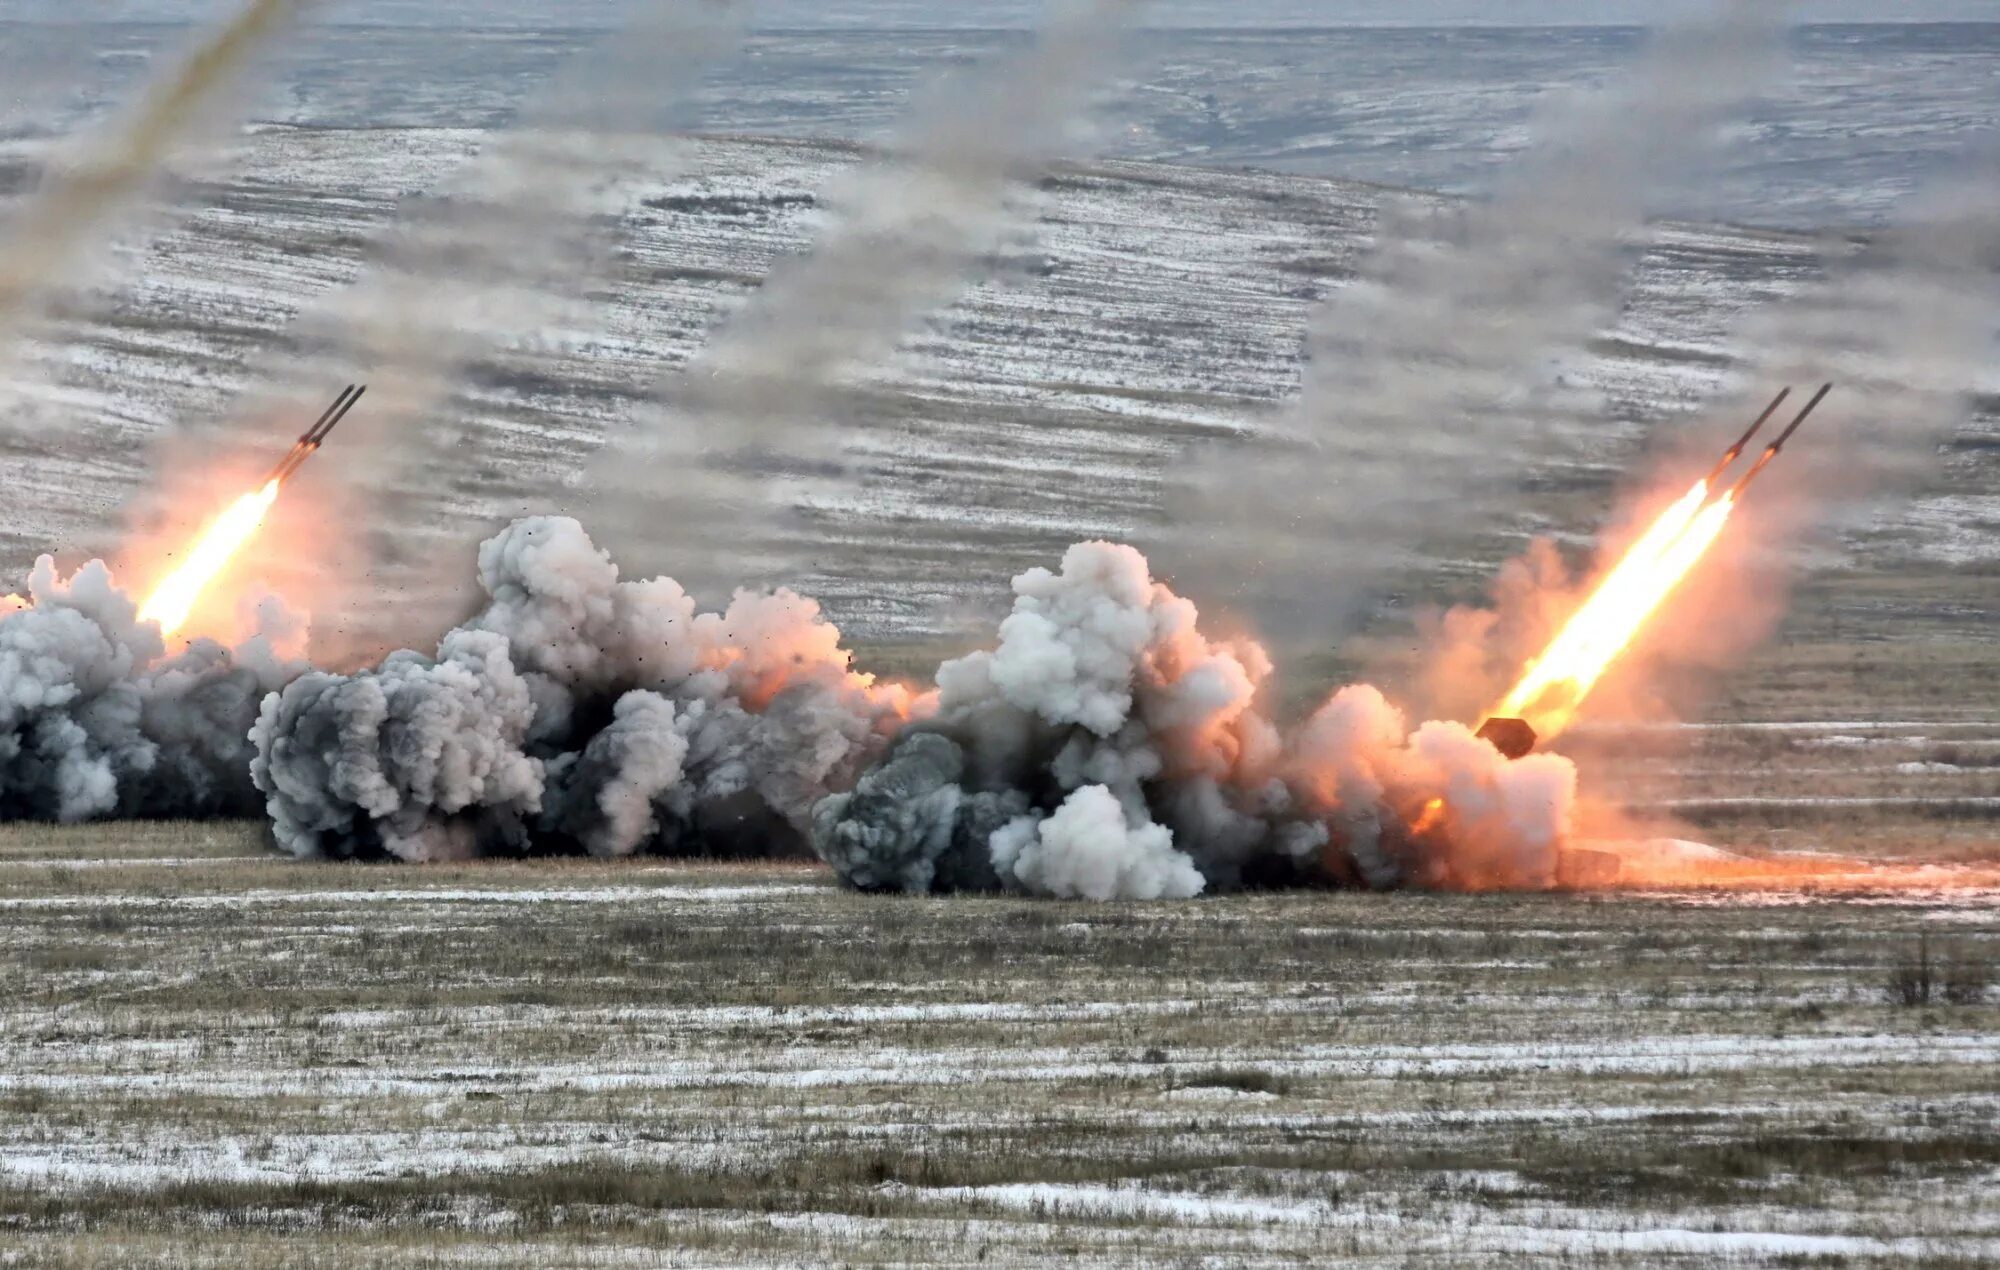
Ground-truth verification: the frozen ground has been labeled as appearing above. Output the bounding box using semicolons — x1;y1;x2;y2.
0;821;1994;1266
9;22;1998;228
0;19;1995;1269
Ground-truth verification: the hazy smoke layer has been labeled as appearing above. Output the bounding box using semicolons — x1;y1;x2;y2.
131;2;745;660
1735;140;2000;531
251;516;915;861
0;3;127;141
813;541;1575;898
1169;0;1784;643
588;0;1141;589
0;0;301;348
0;558;303;822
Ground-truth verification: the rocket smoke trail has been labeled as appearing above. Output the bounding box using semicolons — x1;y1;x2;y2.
1737;140;2000;521
1570;138;2000;690
0;0;303;350
583;0;1143;594
1166;0;1784;648
133;1;746;659
1410;141;2000;736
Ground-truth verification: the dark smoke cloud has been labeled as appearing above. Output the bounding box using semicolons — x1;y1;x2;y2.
250;516;916;861
0;557;303;822
813;541;1575;899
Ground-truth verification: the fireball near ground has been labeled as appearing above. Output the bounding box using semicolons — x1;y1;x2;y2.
1;2;1998;1265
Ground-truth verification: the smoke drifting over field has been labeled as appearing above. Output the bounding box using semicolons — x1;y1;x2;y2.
297;3;744;492
132;1;746;660
588;0;1142;590
4;2;1996;907
250;517;914;861
814;542;1576;899
1171;0;1784;642
0;0;300;353
0;557;303;822
1739;141;2000;521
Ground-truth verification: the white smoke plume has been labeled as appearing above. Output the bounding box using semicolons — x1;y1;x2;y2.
990;784;1206;901
586;0;1142;590
0;0;303;352
250;516;916;861
1289;686;1574;892
813;541;1575;899
1169;0;1786;643
0;556;305;822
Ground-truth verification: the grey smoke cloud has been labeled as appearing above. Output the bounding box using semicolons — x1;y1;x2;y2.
1165;0;1786;645
0;555;303;822
250;516;913;860
813;539;1575;899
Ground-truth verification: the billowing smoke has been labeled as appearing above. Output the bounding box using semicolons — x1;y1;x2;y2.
0;0;302;351
1288;685;1575;892
1169;0;1785;645
587;0;1142;592
250;516;916;861
813;541;1575;899
0;557;304;822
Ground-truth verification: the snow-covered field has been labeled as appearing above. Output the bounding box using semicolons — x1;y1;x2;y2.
2;124;1993;656
0;822;1994;1266
1;20;1996;1266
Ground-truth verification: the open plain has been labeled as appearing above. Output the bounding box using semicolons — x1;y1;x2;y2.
3;14;1999;1268
2;741;1998;1269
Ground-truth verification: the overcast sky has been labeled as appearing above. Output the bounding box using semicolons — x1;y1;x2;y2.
15;1;2000;26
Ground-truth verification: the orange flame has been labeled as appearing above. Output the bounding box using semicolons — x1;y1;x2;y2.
1;592;25;617
1492;479;1736;741
1410;797;1447;835
137;479;282;637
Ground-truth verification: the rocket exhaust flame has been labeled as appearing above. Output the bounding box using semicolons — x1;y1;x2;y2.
137;386;363;637
137;479;282;636
1485;386;1833;746
1488;479;1714;740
